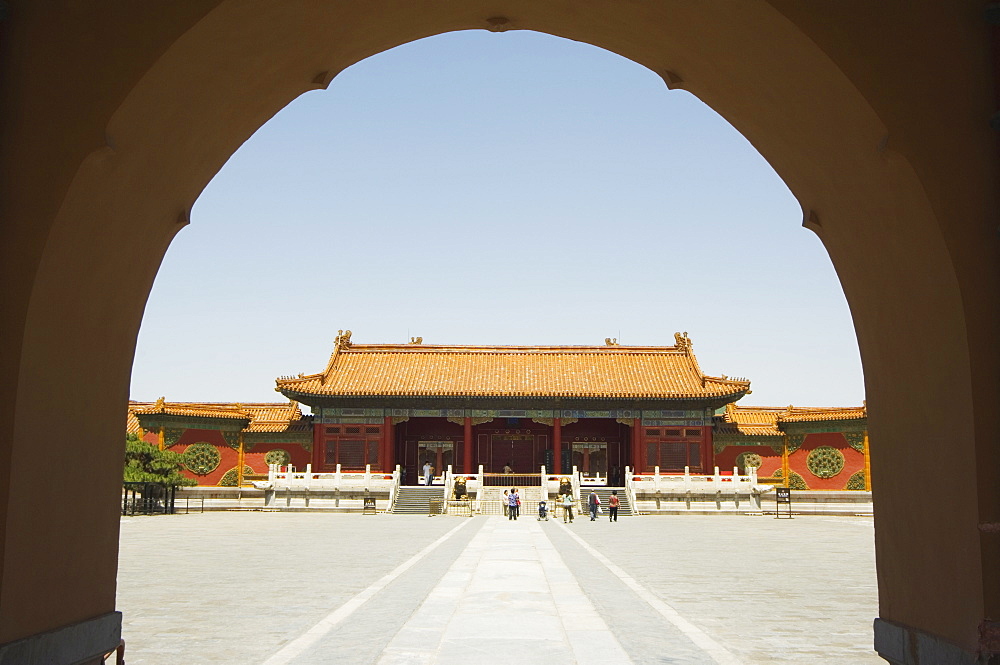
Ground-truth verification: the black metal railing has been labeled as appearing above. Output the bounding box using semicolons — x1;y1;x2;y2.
122;482;177;515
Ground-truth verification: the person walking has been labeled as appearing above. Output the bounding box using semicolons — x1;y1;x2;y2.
422;461;432;486
502;489;509;517
588;490;600;521
508;487;520;520
608;490;620;522
561;492;574;523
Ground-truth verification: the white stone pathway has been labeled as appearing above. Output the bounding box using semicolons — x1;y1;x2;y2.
553;521;742;665
378;518;632;665
262;519;475;665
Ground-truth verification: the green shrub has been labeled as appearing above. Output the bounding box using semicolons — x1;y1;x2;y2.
124;433;197;486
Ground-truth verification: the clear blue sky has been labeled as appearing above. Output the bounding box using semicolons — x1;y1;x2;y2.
131;30;864;408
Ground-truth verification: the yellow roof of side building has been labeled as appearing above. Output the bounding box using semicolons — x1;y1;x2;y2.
128;399;310;433
717;404;787;437
779;405;867;423
716;403;868;438
276;331;751;400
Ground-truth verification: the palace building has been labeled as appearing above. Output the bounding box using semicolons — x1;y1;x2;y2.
128;331;868;490
128;400;312;487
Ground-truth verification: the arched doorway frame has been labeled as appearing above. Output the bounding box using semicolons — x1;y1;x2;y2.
1;3;997;663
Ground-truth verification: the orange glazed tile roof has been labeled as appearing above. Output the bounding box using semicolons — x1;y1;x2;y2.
779;405;867;423
132;398;249;421
241;402;311;433
128;399;310;432
276;332;750;400
126;402;151;434
716;403;867;435
717;404;786;436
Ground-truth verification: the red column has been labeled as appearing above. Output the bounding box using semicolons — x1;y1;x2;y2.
463;417;473;474
703;425;713;473
632;417;642;472
312;421;323;469
552;417;562;475
384;416;394;472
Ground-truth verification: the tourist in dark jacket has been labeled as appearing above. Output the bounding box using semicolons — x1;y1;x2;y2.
508;488;520;520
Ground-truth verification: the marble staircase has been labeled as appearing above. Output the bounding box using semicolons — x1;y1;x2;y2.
390;485;445;514
588;487;634;516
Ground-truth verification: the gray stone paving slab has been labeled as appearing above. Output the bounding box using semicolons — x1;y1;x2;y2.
116;513;468;664
556;514;881;664
117;512;880;664
377;518;630;665
545;525;717;665
271;519;482;665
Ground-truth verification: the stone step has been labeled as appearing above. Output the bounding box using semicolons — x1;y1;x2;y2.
390;486;446;514
587;488;634;516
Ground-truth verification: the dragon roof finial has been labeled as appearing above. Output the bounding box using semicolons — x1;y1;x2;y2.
334;329;353;350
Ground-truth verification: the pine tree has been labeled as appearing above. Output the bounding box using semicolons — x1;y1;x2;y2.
123;433;197;486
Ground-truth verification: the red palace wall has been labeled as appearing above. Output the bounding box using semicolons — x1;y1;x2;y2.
391;417;636;482
714;432;866;489
170;428;238;486
560;419;629;477
140;428;310;485
139;422;864;488
395;417;465;479
713;445;783;477
316;422;385;472
473;419;551;474
245;443;311;475
789;431;865;490
638;425;711;473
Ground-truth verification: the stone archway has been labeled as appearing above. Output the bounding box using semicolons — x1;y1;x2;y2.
1;3;997;663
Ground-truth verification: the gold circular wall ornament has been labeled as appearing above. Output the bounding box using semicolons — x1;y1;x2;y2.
846;470;867;490
774;468;810;489
264;448;291;466
219;465;254;486
806;446;845;479
735;452;763;473
182;442;221;475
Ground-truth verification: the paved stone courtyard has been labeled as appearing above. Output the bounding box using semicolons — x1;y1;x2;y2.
116;512;881;664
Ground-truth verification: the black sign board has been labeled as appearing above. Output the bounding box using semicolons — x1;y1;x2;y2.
363;497;376;515
775;487;792;519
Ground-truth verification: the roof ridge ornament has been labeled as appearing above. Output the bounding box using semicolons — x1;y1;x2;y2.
409;336;423;344
673;331;692;352
604;337;619;346
334;329;353;351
